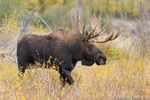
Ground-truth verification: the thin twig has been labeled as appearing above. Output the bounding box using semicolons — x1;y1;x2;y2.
24;9;52;33
92;0;102;11
72;0;78;10
6;62;17;68
20;9;36;36
107;57;115;64
34;11;52;33
3;54;15;61
1;27;17;35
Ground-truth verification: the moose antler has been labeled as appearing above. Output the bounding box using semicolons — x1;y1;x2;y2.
71;9;97;38
89;14;101;35
71;9;121;43
70;9;81;35
89;14;121;43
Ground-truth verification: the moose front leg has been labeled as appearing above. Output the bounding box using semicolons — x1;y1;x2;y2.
59;68;74;86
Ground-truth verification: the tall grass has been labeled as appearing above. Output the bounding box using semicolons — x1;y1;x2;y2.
0;52;149;100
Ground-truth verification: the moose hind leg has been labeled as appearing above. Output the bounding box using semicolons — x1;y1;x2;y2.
18;60;27;79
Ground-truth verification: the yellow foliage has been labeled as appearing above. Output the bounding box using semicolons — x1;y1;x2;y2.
0;53;149;99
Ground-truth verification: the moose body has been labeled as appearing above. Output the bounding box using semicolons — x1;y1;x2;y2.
17;29;106;85
17;9;120;85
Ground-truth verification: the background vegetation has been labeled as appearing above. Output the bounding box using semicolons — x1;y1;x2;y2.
0;0;150;99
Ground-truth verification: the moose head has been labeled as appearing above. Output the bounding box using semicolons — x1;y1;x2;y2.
70;9;121;66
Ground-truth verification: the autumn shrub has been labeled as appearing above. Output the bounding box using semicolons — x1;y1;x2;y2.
0;10;20;57
131;11;150;57
0;0;21;22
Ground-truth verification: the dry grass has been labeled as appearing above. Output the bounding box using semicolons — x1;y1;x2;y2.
0;55;149;100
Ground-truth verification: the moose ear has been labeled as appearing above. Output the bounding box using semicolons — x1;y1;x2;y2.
81;57;94;66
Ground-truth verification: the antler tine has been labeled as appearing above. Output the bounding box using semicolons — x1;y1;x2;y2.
97;23;107;36
88;25;97;37
96;28;121;43
96;32;114;43
82;24;86;36
89;13;108;40
76;11;80;32
70;9;81;35
89;13;101;32
88;23;107;39
111;28;121;40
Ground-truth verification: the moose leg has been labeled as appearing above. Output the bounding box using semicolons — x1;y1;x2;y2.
59;68;74;86
60;75;65;86
18;60;27;79
18;67;26;79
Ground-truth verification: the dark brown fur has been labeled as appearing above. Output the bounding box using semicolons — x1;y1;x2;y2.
17;29;106;85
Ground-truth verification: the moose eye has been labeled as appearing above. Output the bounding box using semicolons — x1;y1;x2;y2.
88;44;93;49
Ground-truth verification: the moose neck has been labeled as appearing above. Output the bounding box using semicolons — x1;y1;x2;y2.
70;35;83;61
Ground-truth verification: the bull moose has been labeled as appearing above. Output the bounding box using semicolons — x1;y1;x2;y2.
17;9;121;85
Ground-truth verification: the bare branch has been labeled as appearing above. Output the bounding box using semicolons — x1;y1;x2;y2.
72;0;78;10
1;27;17;35
24;9;52;33
34;10;52;33
21;9;36;35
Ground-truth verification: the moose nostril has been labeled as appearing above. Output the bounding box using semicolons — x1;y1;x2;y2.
100;56;106;64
